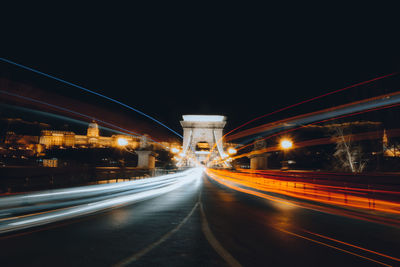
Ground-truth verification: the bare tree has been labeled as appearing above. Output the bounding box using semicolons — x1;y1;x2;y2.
332;126;367;173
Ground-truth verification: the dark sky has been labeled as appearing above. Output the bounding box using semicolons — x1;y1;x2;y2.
1;5;400;140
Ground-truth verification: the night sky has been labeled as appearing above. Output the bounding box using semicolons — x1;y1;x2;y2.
1;6;400;140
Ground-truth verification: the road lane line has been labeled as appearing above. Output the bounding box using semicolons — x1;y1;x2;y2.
206;171;395;266
199;191;242;267
113;201;199;267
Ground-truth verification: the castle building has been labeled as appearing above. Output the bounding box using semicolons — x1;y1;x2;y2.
39;122;140;149
3;121;179;158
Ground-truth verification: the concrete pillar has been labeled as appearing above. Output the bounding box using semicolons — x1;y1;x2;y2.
249;153;269;170
247;138;269;170
136;150;158;169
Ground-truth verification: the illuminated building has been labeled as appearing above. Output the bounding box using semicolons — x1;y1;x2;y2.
39;121;140;149
87;121;99;137
3;121;177;155
39;131;75;147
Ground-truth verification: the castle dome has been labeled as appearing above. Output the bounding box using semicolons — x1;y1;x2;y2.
87;121;99;137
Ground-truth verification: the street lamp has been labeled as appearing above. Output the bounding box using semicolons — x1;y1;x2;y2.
280;139;293;150
280;138;293;170
227;147;237;155
171;147;180;154
117;137;128;147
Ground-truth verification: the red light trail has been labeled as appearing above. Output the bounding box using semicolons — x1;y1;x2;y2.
227;91;400;142
222;94;400;161
207;72;398;161
226;72;398;138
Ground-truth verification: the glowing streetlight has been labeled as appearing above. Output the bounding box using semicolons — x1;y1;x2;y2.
117;137;128;147
171;147;180;154
221;153;229;159
227;147;237;155
280;139;293;150
280;138;293;170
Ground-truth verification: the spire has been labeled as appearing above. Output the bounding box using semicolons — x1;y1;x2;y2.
383;129;388;147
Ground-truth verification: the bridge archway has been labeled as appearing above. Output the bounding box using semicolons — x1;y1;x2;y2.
195;141;210;152
180;115;229;166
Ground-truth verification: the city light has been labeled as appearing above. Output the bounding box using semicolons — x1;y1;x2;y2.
171;147;180;154
280;139;293;150
117;137;128;146
227;147;237;155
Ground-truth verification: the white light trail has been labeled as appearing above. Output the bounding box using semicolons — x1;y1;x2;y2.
0;168;204;234
0;170;194;209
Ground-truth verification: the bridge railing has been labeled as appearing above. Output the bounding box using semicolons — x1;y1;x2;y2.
207;168;400;218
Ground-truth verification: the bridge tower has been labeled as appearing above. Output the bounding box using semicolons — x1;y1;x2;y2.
136;134;158;170
248;138;269;170
180;115;228;166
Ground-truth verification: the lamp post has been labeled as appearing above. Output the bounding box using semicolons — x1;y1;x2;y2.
227;147;237;155
116;137;129;171
117;137;128;147
170;147;180;154
280;138;293;170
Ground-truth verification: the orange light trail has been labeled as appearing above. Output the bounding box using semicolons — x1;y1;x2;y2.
227;73;398;137
227;91;400;142
206;169;400;220
206;168;400;265
222;100;400;160
211;96;400;167
235;170;400;199
205;73;398;163
222;128;400;163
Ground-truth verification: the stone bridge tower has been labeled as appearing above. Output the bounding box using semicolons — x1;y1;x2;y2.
180;115;228;166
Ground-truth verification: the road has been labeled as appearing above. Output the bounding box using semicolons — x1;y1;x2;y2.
1;170;399;266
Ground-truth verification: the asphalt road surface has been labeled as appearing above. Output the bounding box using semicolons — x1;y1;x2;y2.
1;171;399;266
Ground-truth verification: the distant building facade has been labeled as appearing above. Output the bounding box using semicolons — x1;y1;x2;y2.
39;121;140;149
3;121;175;155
